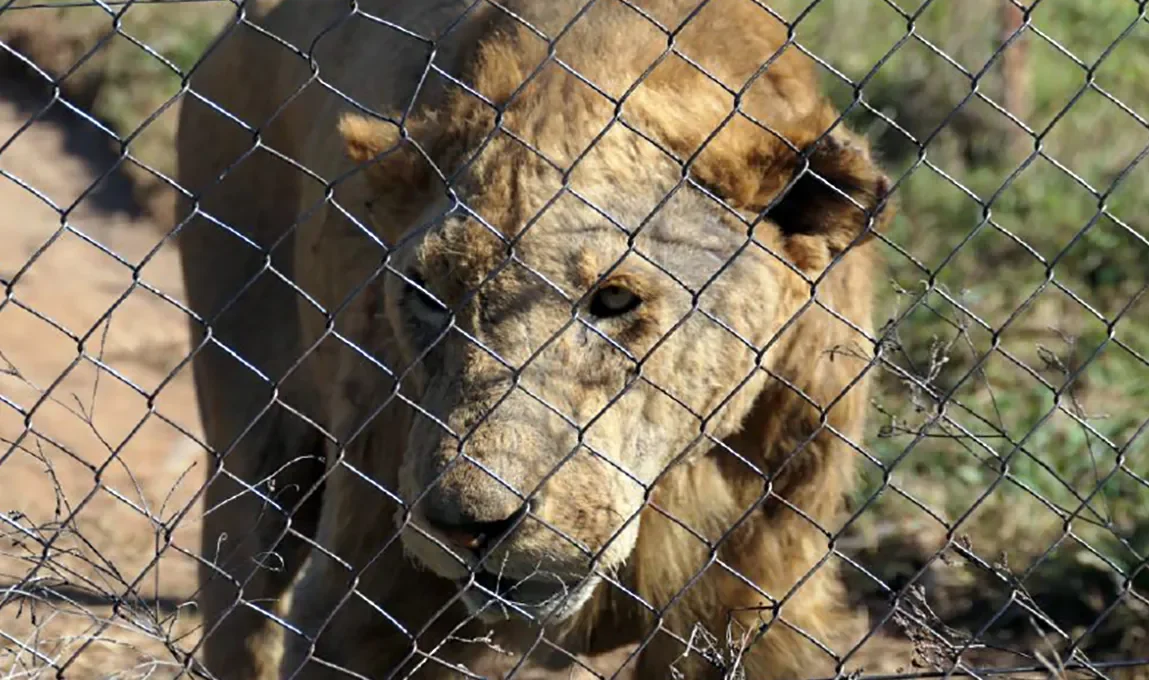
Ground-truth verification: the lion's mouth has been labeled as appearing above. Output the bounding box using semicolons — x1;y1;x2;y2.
470;569;576;604
459;569;597;620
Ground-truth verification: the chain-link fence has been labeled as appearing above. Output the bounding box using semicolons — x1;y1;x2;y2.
0;0;1146;678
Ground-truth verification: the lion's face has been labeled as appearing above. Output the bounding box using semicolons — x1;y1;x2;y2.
335;40;889;618
370;128;805;624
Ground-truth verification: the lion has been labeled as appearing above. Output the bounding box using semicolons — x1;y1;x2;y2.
174;1;895;678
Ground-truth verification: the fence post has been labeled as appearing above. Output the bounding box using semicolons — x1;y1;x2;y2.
1000;1;1031;162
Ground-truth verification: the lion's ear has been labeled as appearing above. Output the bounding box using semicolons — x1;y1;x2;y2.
691;106;894;270
337;113;434;217
762;125;894;261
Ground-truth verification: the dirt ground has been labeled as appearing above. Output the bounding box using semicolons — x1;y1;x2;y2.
0;74;206;677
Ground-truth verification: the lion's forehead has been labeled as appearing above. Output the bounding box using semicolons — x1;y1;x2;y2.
420;186;751;302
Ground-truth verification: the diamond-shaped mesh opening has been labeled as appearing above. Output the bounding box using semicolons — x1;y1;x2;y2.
1;0;1147;678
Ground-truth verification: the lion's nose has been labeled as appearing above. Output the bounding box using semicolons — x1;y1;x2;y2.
423;501;529;554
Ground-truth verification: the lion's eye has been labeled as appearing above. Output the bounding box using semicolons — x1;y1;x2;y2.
589;285;641;318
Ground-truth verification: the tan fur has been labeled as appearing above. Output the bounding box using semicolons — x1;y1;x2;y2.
175;1;895;678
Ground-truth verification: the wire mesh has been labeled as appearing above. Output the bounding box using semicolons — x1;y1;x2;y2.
0;0;1146;679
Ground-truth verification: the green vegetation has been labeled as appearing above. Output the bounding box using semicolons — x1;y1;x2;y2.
770;0;1148;630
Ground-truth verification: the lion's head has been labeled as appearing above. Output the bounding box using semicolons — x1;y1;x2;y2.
333;2;892;626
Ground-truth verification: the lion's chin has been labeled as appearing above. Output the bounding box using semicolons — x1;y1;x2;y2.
397;523;603;623
458;570;601;624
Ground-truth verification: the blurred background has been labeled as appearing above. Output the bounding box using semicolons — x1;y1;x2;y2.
772;0;1149;669
0;0;1144;676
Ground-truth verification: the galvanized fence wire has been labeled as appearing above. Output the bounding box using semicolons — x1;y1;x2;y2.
0;0;1146;678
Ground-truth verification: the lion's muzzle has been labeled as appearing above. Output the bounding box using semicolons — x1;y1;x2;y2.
404;491;602;624
422;492;531;557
